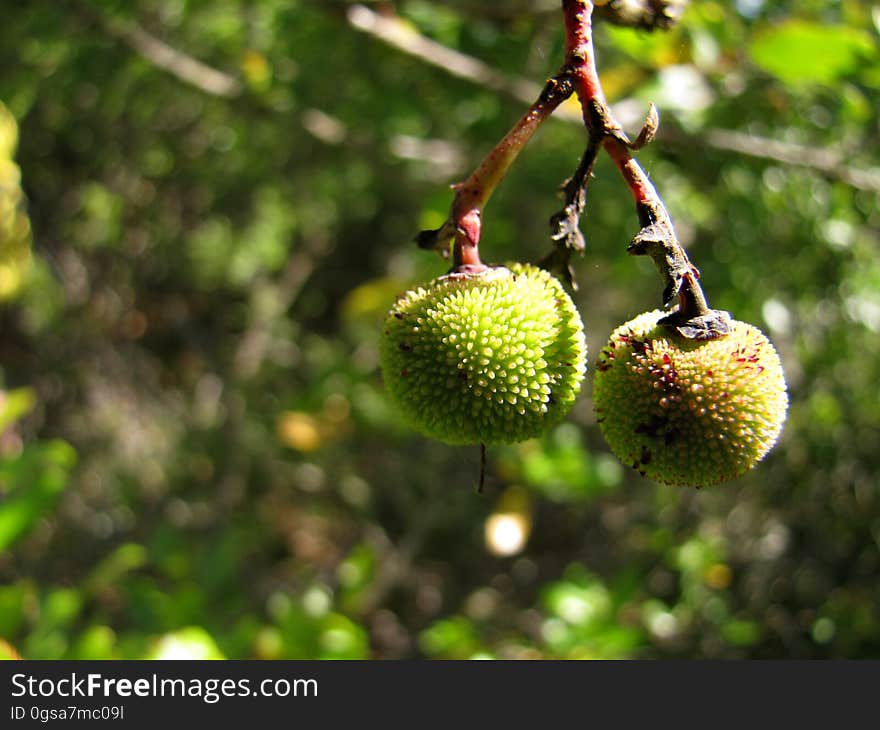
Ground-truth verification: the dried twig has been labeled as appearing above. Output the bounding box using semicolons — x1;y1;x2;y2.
699;128;880;193
72;1;243;98
349;3;880;194
346;5;542;106
594;0;689;30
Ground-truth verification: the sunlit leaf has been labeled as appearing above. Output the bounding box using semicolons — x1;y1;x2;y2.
604;24;689;68
0;639;21;660
318;613;369;660
71;626;116;660
748;21;874;86
543;576;611;628
148;627;225;660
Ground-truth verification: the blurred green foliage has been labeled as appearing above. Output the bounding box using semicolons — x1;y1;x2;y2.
0;0;878;659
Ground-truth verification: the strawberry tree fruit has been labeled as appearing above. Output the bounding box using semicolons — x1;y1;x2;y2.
593;309;788;486
381;263;587;445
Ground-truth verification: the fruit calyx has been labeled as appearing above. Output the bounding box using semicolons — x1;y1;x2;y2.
659;308;733;341
445;262;493;278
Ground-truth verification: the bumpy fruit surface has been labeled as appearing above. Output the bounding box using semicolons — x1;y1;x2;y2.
380;263;587;445
593;309;787;486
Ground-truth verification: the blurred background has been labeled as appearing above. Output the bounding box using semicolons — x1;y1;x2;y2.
0;0;878;659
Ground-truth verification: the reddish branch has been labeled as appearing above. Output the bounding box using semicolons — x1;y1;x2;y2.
422;0;729;338
563;0;605;125
564;0;658;210
562;1;712;320
447;75;574;270
603;142;656;213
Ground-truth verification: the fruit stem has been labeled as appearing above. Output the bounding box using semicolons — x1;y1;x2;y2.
563;0;717;328
417;41;578;268
448;74;575;269
418;0;717;327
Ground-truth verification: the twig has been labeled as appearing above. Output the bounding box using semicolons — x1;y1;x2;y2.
594;0;689;30
700;128;880;193
540;136;603;289
415;68;576;270
349;3;880;194
412;0;682;276
347;5;543;107
72;1;243;98
233;248;319;379
78;2;880;195
564;0;730;337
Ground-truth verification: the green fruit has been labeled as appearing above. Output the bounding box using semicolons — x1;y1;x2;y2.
380;263;587;445
593;309;788;486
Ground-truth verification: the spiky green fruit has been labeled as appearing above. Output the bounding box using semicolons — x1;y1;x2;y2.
593;309;787;486
380;263;587;445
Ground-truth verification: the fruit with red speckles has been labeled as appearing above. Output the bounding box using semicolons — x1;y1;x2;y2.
593;309;787;486
380;263;587;445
